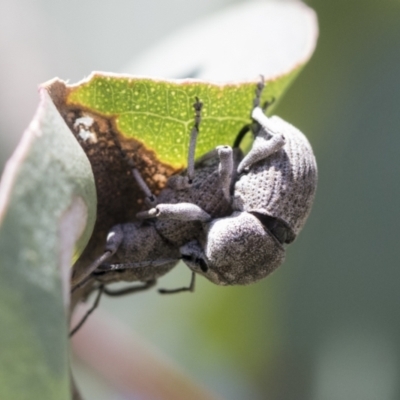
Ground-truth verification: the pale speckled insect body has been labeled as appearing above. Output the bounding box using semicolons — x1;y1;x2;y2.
75;83;317;294
183;109;317;286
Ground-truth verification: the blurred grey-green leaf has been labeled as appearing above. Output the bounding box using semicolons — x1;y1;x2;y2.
0;90;96;400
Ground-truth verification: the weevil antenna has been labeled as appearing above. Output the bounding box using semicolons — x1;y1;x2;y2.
233;123;251;149
71;250;113;292
96;258;180;272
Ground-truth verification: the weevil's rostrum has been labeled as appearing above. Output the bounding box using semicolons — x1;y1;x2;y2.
73;79;317;296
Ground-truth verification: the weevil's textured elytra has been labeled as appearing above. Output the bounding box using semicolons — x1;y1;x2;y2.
73;79;317;297
233;113;317;241
198;111;317;285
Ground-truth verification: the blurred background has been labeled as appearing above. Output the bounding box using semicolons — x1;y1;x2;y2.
1;0;399;399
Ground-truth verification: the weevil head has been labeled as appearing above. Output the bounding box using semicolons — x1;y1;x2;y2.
96;222;179;283
181;211;285;285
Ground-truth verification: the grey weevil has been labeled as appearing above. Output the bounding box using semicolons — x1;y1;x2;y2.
70;78;317;334
178;84;317;285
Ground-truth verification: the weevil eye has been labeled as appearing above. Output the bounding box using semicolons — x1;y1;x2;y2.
197;257;209;272
180;241;210;274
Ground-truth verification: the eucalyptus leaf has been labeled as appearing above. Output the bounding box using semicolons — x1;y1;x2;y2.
126;0;318;81
0;90;96;400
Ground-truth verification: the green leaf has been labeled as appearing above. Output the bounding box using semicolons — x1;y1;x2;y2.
65;74;296;169
0;90;96;400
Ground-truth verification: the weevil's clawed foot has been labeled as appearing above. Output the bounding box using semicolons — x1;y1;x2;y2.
253;76;276;113
253;75;265;109
193;97;203;122
187;97;204;182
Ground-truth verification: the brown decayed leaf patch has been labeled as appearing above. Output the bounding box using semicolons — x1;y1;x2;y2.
46;79;180;287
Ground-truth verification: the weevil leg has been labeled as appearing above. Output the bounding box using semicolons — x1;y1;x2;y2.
233;77;275;149
70;280;158;337
102;279;157;296
167;98;203;190
158;271;196;294
236;77;285;173
187;98;203;183
71;250;113;292
131;166;157;206
109;128;158;206
137;202;211;222
233;124;251;149
237;76;286;173
237;110;286;173
69;285;104;337
71;274;93;294
217;145;234;202
262;97;276;112
232;105;274;150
